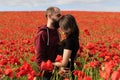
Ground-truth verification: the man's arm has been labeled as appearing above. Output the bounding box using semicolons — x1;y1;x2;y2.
34;31;47;65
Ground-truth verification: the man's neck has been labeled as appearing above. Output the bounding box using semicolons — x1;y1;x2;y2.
47;22;55;29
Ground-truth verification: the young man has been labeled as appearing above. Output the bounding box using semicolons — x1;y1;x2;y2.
34;6;62;80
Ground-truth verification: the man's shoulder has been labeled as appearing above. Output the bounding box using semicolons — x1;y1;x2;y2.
38;25;47;30
37;25;47;33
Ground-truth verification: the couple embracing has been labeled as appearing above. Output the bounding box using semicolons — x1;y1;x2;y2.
34;6;79;80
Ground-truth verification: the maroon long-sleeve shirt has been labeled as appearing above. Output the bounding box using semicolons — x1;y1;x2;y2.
34;25;60;65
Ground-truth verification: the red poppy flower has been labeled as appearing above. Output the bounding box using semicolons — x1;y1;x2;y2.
89;61;99;68
0;59;8;66
73;70;79;76
0;68;2;75
16;62;33;78
78;70;85;78
99;70;106;79
40;60;53;71
40;61;47;70
27;70;36;80
84;29;90;36
4;67;14;78
75;61;81;67
30;55;36;62
46;60;53;71
55;55;63;63
111;71;120;80
9;57;20;65
0;40;6;45
64;78;69;80
83;76;92;80
86;42;95;50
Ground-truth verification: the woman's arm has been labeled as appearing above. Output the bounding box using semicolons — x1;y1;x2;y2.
53;49;72;67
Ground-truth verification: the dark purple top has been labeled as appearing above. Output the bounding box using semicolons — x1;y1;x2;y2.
34;25;60;65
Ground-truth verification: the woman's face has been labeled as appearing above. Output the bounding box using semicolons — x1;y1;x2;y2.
59;28;66;40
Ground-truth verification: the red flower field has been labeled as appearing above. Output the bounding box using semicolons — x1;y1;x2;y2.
0;11;120;80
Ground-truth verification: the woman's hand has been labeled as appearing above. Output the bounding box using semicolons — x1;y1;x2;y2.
58;67;70;77
60;67;69;72
53;49;72;67
52;62;61;67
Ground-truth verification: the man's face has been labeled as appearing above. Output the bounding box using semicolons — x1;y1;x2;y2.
51;8;61;28
51;9;61;22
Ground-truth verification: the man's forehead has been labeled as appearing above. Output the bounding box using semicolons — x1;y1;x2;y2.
54;8;61;14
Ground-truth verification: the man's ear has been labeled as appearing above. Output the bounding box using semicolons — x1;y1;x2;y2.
47;13;52;19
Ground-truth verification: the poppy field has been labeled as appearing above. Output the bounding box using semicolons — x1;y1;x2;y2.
0;11;120;80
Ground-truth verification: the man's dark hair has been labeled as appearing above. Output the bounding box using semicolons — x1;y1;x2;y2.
45;6;60;18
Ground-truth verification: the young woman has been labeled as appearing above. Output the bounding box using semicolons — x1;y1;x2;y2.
53;14;80;79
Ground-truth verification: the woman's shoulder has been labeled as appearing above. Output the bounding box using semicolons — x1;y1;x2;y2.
66;36;78;42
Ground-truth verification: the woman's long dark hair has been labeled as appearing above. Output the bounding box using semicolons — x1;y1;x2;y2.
59;14;79;39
